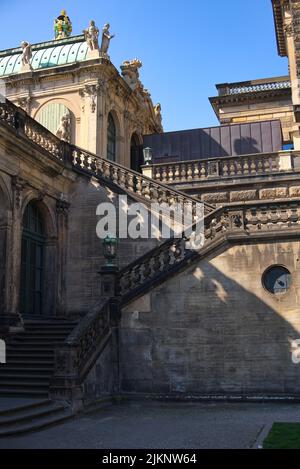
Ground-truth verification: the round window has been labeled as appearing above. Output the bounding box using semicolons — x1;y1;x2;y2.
262;266;291;295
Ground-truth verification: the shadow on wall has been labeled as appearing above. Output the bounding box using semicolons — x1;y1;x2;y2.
143;120;282;163
120;242;300;396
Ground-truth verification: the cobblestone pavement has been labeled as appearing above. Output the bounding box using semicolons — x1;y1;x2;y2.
1;401;300;449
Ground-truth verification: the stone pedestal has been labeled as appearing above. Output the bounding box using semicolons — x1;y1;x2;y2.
98;265;119;298
86;49;101;60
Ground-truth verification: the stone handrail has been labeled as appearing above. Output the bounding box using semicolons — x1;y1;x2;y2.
148;151;296;184
71;145;214;215
0;99;214;215
51;299;113;397
0;99;67;161
118;199;300;304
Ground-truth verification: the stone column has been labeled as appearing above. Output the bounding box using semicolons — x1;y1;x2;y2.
3;177;25;331
99;265;121;394
56;199;70;317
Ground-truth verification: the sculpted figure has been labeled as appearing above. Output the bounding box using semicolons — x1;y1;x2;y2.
56;114;71;142
84;20;99;51
54;10;72;40
21;41;32;69
154;103;162;127
100;23;115;56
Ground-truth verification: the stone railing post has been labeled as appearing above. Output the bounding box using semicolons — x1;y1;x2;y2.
141;164;153;179
98;264;121;395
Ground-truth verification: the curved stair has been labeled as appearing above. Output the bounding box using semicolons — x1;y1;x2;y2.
0;399;73;437
0;320;77;398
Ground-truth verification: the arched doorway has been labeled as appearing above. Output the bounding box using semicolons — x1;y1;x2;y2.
107;113;117;162
20;201;46;316
130;134;142;172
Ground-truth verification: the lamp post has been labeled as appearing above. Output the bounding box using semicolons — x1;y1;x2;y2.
143;147;153;166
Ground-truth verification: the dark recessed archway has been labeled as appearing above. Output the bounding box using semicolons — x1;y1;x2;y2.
130;133;142;172
20;201;46;316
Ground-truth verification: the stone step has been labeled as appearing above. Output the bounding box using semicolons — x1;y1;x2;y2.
0;405;73;437
0;366;54;373
0;400;65;427
0;388;49;398
0;372;52;380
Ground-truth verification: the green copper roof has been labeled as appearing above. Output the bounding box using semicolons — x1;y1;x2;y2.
0;35;88;76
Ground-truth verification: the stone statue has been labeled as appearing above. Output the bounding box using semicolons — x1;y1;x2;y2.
154;103;163;129
121;59;142;90
56;114;71;142
54;10;72;40
83;20;99;51
21;41;32;71
100;23;115;57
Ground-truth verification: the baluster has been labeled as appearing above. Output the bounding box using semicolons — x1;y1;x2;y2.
187;164;193;180
222;162;229;177
200;163;206;179
243;158;249;175
136;176;143;195
229;161;236;176
174;165;180;181
194;162;199;180
250;159;256;174
257;158;263;174
264;157;270;173
180;164;187;181
168;165;174;182
126;173;135;192
236;160;242;175
161;166;167;182
142;180;151;199
118;169;126;188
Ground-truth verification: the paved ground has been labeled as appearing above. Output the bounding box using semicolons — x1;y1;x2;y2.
1;401;300;449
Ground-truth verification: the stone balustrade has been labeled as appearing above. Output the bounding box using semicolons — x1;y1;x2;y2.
0;99;66;161
118;200;300;303
144;151;298;185
71;146;213;216
0;99;213;215
51;299;111;398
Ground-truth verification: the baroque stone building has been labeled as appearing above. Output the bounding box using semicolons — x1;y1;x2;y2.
0;3;300;433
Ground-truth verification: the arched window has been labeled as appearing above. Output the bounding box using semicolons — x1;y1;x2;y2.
107;113;116;162
20;202;46;316
36;103;74;143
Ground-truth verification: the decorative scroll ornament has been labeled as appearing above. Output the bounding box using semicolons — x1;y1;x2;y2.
121;59;143;91
54;10;72;40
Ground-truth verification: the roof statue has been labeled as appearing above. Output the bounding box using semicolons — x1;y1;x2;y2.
54;10;72;40
83;20;101;59
100;23;115;58
20;41;32;72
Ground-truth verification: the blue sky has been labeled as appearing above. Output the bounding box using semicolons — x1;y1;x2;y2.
0;0;288;131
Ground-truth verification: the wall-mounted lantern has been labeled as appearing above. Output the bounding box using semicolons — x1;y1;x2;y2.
102;235;118;267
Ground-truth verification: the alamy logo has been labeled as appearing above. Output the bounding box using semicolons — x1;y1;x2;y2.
96;195;205;251
0;340;6;364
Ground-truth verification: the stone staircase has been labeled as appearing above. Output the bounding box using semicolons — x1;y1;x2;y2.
0;398;73;437
0;319;77;398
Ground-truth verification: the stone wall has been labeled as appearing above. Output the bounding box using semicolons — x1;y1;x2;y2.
66;176;159;315
119;240;300;397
